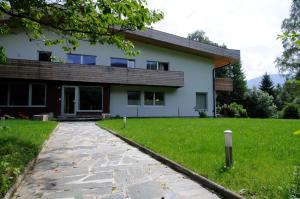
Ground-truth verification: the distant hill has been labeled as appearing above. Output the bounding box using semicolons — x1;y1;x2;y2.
247;74;286;88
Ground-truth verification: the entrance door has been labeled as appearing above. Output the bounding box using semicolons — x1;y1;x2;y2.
63;86;76;116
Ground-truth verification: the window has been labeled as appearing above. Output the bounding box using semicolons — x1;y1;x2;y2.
0;83;46;107
196;93;207;110
67;54;96;65
144;92;165;106
128;91;140;105
147;61;169;71
39;51;52;62
9;83;29;106
111;58;135;68
31;84;46;106
79;86;102;111
0;83;8;105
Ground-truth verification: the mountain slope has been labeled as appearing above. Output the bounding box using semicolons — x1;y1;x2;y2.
247;74;285;88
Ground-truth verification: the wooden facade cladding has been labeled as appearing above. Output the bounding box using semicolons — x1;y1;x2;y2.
0;59;184;87
215;78;233;91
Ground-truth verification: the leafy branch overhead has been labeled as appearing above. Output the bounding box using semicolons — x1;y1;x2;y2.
0;0;164;61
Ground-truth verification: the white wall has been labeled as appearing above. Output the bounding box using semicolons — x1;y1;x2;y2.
0;31;214;117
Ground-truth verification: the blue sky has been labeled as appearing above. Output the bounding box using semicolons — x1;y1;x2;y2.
147;0;291;79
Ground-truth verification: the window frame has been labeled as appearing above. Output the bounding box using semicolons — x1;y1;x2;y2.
0;83;47;107
77;86;103;112
144;91;165;106
110;57;136;68
195;92;208;111
146;61;169;71
67;53;96;65
127;91;141;106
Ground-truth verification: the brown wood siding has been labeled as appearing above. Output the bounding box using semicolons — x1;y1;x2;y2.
215;78;233;91
0;59;184;87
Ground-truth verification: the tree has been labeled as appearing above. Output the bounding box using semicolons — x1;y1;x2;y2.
259;73;274;97
0;0;163;63
187;30;227;48
276;0;300;77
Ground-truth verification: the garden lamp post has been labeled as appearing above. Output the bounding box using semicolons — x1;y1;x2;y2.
224;130;233;167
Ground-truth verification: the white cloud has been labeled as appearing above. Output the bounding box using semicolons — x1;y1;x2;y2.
146;0;292;79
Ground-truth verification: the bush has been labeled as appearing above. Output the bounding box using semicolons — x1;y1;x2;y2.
282;104;300;119
219;103;247;118
198;111;207;118
243;89;277;118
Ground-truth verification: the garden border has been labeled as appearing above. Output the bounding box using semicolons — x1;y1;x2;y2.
100;125;244;199
4;124;60;199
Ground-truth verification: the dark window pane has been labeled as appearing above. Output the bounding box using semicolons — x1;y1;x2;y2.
32;84;46;106
79;87;102;110
159;62;169;71
128;91;140;105
0;83;8;105
83;55;96;65
111;58;128;68
67;54;81;64
147;61;157;70
39;51;52;62
155;92;164;105
10;83;29;105
196;93;207;110
144;92;154;105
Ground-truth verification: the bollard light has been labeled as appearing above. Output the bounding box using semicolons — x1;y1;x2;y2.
123;115;126;128
224;130;233;167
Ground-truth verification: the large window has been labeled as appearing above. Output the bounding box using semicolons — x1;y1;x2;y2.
195;92;207;110
144;92;165;106
147;61;169;71
39;51;52;62
0;83;46;107
67;54;96;65
111;58;135;68
79;86;102;111
128;91;140;105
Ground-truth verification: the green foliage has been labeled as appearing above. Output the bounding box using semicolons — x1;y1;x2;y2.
198;110;207;118
0;120;57;197
187;30;227;48
0;0;163;58
259;73;274;97
289;166;300;199
219;102;247;118
276;0;300;77
216;62;247;105
243;88;277;118
282;104;300;119
99;118;300;198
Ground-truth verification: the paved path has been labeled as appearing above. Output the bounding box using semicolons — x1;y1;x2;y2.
13;122;219;199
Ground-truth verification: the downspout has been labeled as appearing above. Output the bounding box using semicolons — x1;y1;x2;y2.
212;68;216;118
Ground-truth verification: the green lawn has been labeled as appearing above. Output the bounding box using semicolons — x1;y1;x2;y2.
0;120;57;197
99;118;300;198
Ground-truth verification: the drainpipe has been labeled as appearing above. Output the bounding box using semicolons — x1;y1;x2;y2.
212;68;216;118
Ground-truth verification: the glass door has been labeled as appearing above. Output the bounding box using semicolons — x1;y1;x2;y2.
63;86;76;115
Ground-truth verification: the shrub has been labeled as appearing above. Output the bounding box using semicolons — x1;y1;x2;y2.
243;89;277;118
219;103;247;118
282;104;299;119
198;110;207;118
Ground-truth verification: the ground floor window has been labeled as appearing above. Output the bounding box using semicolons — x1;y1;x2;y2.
196;92;207;110
79;86;103;111
144;92;165;106
0;82;46;107
127;91;141;105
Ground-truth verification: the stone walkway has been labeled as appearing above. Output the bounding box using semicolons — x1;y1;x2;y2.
13;122;219;199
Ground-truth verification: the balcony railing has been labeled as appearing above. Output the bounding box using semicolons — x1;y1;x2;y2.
215;78;233;91
0;59;184;87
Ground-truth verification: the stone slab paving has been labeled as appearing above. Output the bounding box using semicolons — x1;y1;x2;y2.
13;122;219;199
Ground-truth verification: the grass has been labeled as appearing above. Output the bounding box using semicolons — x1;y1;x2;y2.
0;120;57;197
99;118;300;198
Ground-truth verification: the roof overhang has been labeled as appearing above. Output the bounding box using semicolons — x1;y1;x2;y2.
124;29;240;69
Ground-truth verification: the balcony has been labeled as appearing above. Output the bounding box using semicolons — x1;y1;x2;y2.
0;59;184;87
215;78;233;91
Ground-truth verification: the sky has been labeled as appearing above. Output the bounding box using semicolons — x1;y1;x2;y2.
146;0;292;80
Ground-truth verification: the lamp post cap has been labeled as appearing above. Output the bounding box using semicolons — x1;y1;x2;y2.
224;130;232;134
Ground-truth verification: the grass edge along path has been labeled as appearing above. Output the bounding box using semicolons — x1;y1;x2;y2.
0;120;57;197
98;118;300;198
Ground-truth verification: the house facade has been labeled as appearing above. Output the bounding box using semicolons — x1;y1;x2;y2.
0;29;239;118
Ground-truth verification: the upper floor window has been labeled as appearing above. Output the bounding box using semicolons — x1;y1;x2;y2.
39;51;52;62
111;58;135;68
147;61;169;71
67;54;96;65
